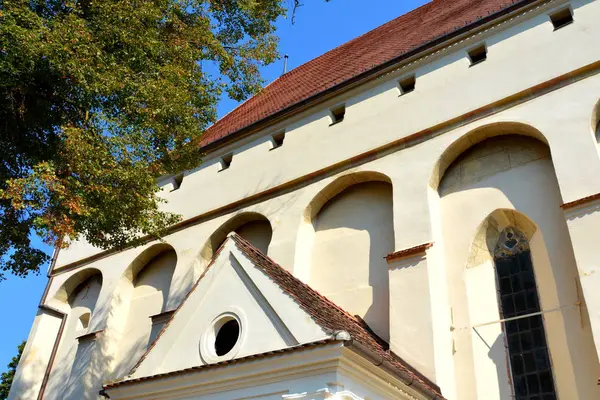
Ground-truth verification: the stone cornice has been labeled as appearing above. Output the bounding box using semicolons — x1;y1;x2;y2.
104;342;425;400
386;243;434;264
561;192;600;210
150;310;175;326
104;342;344;396
76;329;104;343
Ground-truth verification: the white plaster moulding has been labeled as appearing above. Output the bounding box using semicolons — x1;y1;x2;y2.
105;342;432;400
339;348;425;400
199;307;247;364
104;342;345;399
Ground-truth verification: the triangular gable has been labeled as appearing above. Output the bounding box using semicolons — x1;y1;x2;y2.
129;235;328;378
123;234;441;398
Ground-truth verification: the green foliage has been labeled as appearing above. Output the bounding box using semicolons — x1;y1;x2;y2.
0;341;25;399
0;0;288;280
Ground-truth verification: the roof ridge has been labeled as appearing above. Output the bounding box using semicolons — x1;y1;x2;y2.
204;2;437;137
275;1;436;76
199;0;536;148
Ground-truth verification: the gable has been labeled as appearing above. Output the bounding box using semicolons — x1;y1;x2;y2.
120;234;442;399
129;239;327;378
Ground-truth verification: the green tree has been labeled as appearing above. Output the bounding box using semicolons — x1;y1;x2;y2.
0;0;294;280
0;341;25;399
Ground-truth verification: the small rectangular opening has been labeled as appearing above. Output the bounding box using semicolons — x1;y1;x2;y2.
399;75;416;95
270;131;285;150
170;173;184;191
468;44;487;66
330;104;345;125
550;8;573;30
219;153;233;171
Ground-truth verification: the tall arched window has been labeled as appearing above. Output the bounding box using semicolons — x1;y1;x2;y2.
494;228;556;400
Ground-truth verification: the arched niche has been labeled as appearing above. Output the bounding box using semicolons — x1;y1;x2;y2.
303;171;392;221
301;172;394;341
45;269;104;398
593;99;600;147
430;122;549;190
111;244;177;377
122;243;174;284
199;212;273;266
435;128;600;399
50;267;104;334
54;267;104;306
439;134;550;196
67;274;103;329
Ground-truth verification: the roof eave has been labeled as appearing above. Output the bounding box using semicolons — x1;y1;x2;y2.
200;0;544;154
343;339;445;400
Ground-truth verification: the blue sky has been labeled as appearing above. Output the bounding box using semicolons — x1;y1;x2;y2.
0;0;428;372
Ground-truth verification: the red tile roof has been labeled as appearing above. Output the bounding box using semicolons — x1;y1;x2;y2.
200;0;536;148
230;234;444;398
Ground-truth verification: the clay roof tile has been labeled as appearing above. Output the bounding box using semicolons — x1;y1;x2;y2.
200;0;532;148
230;234;443;398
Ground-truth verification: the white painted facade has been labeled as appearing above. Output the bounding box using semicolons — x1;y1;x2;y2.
9;0;600;398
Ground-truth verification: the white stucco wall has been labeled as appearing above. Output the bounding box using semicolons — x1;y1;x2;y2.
309;182;393;341
8;312;63;400
44;274;103;399
234;220;273;254
132;241;329;378
438;136;600;399
11;0;600;399
111;250;177;378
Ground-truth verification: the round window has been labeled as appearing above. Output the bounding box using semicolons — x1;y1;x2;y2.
200;311;245;363
214;319;240;356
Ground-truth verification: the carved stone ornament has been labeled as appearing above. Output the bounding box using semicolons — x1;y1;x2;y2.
493;227;530;259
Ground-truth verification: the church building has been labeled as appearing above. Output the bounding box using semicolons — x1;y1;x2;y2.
9;0;600;398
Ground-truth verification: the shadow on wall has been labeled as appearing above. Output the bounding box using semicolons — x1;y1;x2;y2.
8;335;49;399
109;247;177;380
307;176;393;341
439;135;551;196
479;330;513;400
435;126;600;399
197;212;273;273
40;215;274;396
430;122;550;191
593;99;600;149
43;271;104;399
38;243;181;400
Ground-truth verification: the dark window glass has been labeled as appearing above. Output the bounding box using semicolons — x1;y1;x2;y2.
550;8;574;30
494;228;557;400
214;319;240;356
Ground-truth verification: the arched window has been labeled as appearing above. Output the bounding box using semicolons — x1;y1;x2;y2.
494;228;556;400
